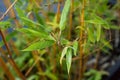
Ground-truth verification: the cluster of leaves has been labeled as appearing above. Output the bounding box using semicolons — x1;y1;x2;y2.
0;0;118;80
84;69;109;80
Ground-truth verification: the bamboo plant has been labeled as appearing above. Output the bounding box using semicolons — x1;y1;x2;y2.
0;0;117;80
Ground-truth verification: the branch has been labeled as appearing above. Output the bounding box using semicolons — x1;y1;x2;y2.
0;30;26;79
0;0;18;21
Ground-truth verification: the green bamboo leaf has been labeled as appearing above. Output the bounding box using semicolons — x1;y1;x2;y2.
88;27;95;43
59;0;71;31
72;41;78;56
84;69;108;80
96;24;101;41
95;14;109;29
18;28;47;38
22;40;54;51
21;17;51;32
66;48;72;74
86;19;104;24
86;14;110;29
60;47;68;64
21;17;43;27
17;28;54;40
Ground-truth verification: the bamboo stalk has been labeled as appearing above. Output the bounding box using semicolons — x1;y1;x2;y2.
0;30;26;80
51;0;61;73
2;1;43;79
33;0;41;8
68;0;74;40
3;0;21;56
0;48;8;60
0;57;15;80
79;0;86;80
30;44;46;80
3;30;20;56
32;51;44;73
56;0;61;23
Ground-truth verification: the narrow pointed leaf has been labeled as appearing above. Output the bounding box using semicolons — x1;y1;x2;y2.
60;47;68;64
22;40;54;51
86;14;110;29
18;28;54;40
86;19;104;24
59;0;71;31
18;28;48;38
66;48;72;74
88;27;95;43
21;17;43;27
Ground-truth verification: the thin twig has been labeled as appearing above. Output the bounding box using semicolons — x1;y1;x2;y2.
25;57;39;76
3;0;21;28
0;0;18;21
